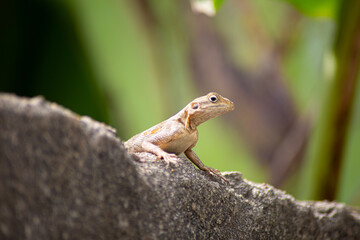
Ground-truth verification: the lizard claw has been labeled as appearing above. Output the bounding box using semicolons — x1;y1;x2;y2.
158;153;178;165
204;167;230;185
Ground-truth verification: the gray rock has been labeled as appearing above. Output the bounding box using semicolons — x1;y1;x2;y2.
0;93;359;240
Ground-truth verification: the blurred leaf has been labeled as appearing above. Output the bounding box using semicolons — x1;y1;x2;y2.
337;73;360;207
147;0;194;107
335;2;360;207
283;0;339;18
283;20;335;111
296;0;360;202
66;0;165;138
214;0;226;11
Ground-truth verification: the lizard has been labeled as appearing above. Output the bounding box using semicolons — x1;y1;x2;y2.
124;92;234;185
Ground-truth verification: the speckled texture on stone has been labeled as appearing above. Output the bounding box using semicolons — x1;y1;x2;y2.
0;93;359;240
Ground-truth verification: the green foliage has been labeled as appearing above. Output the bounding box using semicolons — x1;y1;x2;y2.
295;0;360;207
334;1;360;206
283;20;334;110
213;0;226;11
66;0;166;136
337;74;360;205
284;0;339;18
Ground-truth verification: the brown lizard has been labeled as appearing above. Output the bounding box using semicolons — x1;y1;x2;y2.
124;92;234;184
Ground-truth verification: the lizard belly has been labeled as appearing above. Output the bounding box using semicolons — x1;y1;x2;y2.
161;131;197;155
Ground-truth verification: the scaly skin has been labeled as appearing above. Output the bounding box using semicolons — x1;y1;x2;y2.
124;92;234;185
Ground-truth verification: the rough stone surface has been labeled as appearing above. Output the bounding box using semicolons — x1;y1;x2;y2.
0;93;359;240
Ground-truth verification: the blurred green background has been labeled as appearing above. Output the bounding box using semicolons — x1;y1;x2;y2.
1;0;359;207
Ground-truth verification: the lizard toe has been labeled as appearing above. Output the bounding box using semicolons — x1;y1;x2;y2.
161;153;178;165
205;167;230;185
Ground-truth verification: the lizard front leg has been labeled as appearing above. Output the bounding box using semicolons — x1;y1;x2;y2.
184;149;229;185
142;141;178;165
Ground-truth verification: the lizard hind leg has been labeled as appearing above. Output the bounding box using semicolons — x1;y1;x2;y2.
184;149;229;185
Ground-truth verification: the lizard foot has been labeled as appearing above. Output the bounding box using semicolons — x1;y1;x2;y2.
203;167;230;185
157;153;178;165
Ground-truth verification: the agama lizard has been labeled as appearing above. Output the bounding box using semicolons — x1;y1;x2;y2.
124;92;234;184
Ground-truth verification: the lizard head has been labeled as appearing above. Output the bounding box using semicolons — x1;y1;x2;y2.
185;92;234;129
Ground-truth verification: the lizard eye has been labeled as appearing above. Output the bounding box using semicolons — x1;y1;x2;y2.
209;95;218;103
192;103;199;109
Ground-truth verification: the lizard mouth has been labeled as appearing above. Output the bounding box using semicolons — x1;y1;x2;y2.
213;103;234;111
220;97;235;110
